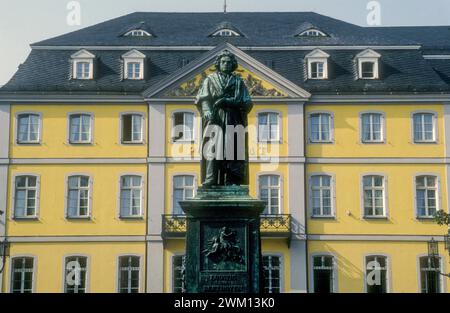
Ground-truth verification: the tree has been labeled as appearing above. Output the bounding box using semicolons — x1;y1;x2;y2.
435;210;450;226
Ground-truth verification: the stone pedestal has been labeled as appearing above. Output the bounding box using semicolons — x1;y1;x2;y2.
180;185;265;293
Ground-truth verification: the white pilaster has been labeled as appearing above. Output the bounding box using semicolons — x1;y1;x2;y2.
444;103;450;216
287;102;307;292
0;103;10;293
147;102;166;293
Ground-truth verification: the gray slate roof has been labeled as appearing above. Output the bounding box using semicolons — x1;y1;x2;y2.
3;12;450;95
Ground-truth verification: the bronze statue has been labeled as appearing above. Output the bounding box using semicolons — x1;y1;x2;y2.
195;50;253;187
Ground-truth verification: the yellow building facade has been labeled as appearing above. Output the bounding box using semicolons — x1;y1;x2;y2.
1;12;450;294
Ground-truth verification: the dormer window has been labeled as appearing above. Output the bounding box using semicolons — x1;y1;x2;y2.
356;49;381;80
305;49;330;80
124;29;152;37
212;29;241;37
299;28;327;37
71;49;95;80
122;50;146;80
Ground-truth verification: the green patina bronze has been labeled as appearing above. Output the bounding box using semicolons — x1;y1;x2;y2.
195;50;253;187
180;52;265;293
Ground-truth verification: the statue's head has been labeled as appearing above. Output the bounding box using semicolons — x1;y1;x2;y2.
215;50;238;74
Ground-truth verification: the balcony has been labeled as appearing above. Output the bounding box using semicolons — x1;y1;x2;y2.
161;214;292;239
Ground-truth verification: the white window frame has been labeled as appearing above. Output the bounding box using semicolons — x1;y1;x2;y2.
124;29;152;37
363;254;391;293
212;29;241;37
310;253;338;293
411;111;438;143
307;111;334;143
262;254;284;293
65;174;93;219
120;112;145;144
116;254;143;293
122;50;146;80
361;174;388;219
15;112;42;144
62;254;90;293
12;174;40;220
71;49;95;80
67;112;94;144
171;174;197;215
308;173;335;218
414;174;441;219
359;111;386;143
356;49;380;80
257;173;283;215
305;49;330;80
417;254;446;293
299;29;327;37
171;253;186;293
9;255;36;293
257;111;282;143
171;110;197;143
118;174;144;219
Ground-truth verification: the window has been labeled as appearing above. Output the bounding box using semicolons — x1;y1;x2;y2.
118;256;140;293
310;175;333;217
76;62;91;79
69;113;92;144
212;29;241;37
11;257;34;293
361;113;384;143
363;175;386;218
173;255;186;293
413;113;436;143
120;175;143;218
361;62;375;79
258;112;280;142
416;176;438;218
419;256;442;293
124;29;152;37
17;113;40;144
173;175;195;215
305;49;329;80
356;49;380;79
309;113;332;143
71;49;95;80
365;255;388;293
122;50;146;80
64;256;88;293
310;62;325;79
13;175;39;219
299;29;327;37
126;62;141;80
312;255;335;293
67;175;91;218
121;114;143;144
263;255;281;293
173;112;194;142
259;175;281;215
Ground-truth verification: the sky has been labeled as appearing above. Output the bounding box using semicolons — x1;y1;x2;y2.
1;0;450;86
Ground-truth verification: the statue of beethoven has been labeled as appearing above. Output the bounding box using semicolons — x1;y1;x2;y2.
195;50;253;187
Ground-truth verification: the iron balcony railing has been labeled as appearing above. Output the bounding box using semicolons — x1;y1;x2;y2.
162;214;292;239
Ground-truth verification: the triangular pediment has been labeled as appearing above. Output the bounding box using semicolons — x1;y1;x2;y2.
356;49;381;59
122;49;146;59
305;49;330;59
143;43;310;99
71;49;95;59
